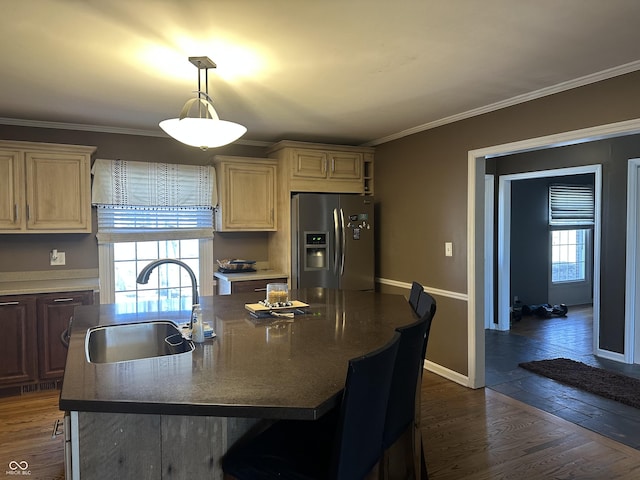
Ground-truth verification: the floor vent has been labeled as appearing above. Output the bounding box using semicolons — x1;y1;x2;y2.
20;380;61;394
21;384;39;394
39;381;59;391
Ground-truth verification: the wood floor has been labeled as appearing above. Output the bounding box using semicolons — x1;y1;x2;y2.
0;388;65;479
421;371;640;479
3;371;640;480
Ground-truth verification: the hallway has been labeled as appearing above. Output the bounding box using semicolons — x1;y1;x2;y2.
485;304;640;449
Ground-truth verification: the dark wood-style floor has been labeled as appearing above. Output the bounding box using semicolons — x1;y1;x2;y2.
4;306;640;479
486;304;640;450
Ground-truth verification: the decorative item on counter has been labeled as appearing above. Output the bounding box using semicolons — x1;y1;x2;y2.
216;259;256;273
191;304;205;343
265;283;289;306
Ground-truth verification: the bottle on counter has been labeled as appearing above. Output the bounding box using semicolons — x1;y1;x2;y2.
192;304;205;343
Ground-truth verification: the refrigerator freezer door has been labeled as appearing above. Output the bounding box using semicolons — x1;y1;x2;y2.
292;194;340;289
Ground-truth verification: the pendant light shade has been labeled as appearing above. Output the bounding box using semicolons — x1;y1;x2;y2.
160;57;246;150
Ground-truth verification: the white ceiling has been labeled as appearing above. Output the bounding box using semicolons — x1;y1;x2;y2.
2;0;640;147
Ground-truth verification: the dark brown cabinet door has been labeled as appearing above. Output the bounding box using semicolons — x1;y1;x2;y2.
230;278;288;294
36;291;93;380
0;296;37;386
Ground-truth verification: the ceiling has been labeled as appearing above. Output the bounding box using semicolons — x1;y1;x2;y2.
2;0;640;147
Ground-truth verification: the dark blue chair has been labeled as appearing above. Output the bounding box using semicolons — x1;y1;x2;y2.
408;281;423;313
415;290;436;325
382;292;437;480
222;332;401;480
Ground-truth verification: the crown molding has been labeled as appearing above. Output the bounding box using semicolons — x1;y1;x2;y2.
363;60;640;147
0;117;271;148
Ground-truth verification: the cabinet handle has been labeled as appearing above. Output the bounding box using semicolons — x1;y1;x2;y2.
331;157;335;173
0;301;19;306
254;288;267;292
26;204;31;221
54;298;75;303
13;204;18;223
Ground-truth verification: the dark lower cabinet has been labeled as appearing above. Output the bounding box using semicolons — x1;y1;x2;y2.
0;295;37;387
37;291;93;380
0;290;93;391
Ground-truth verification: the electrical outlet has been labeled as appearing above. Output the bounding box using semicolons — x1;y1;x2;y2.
50;251;66;266
445;242;453;257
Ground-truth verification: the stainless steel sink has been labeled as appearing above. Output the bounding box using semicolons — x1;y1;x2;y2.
85;320;194;364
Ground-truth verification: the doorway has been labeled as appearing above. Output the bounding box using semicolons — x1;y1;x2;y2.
467;118;640;389
496;166;600;334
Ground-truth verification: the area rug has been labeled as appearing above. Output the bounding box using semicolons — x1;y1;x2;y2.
518;358;640;409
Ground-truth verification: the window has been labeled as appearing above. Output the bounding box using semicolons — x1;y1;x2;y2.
548;183;594;285
113;239;200;314
551;229;587;283
92;159;216;309
97;206;214;312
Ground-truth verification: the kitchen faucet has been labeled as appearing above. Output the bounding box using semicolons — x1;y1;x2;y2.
136;259;199;330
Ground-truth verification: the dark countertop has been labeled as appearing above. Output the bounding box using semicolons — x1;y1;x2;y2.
59;288;415;420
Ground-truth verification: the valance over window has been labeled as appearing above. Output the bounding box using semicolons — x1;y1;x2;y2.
91;159;217;243
91;159;217;207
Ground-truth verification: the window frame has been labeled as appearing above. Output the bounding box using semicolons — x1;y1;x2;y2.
98;238;213;305
550;228;590;285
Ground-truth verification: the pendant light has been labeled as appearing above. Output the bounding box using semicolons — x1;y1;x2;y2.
160;56;247;150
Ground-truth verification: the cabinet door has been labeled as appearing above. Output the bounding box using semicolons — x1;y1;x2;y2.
231;278;288;294
291;150;327;179
218;162;277;231
37;291;93;380
327;152;362;180
0;296;37;387
0;150;25;231
25;151;91;232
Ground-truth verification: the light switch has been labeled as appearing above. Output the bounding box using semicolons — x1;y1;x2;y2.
445;242;453;257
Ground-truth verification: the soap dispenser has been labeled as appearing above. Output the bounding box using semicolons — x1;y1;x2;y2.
192;304;205;343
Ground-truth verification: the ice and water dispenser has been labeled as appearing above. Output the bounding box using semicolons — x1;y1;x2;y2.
304;232;328;270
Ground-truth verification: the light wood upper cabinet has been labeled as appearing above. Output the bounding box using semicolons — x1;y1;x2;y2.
214;156;277;231
0;149;24;231
268;141;373;194
291;149;362;182
0;141;95;234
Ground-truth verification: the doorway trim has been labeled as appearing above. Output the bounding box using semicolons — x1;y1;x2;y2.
496;166;602;333
627;158;640;363
467;118;640;389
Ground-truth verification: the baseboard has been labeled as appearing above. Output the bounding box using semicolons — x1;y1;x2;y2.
423;359;470;387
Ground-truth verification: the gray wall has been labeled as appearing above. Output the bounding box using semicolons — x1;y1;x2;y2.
375;71;640;374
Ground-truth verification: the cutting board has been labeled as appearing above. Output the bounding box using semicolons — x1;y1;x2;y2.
245;300;309;313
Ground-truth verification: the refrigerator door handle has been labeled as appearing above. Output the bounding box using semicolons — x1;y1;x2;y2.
339;208;346;276
333;208;340;275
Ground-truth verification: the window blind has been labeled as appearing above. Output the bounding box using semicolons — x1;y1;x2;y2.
548;184;594;227
92;159;216;243
96;205;213;243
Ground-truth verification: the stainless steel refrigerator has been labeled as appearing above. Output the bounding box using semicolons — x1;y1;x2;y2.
291;193;374;290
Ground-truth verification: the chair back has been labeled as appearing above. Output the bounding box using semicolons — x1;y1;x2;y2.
415;289;436;320
331;332;401;480
383;297;437;449
408;281;423;313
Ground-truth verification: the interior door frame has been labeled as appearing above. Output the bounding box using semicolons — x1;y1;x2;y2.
496;165;601;333
467;118;640;389
626;158;640;363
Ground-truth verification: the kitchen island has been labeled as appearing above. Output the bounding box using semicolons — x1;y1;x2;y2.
60;288;417;479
